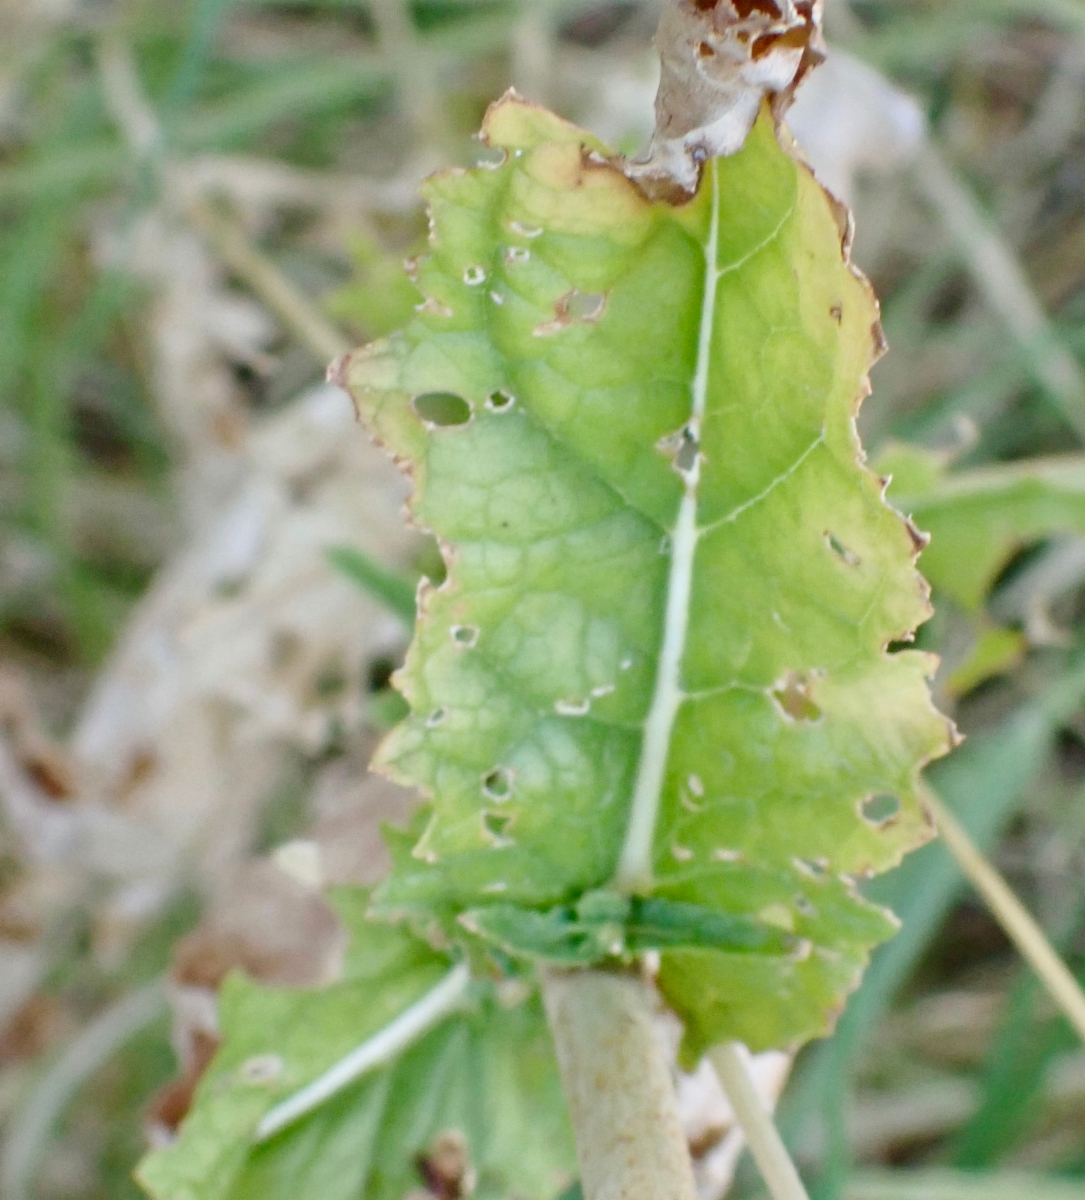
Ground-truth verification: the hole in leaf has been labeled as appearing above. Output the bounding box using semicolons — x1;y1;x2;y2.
771;671;823;723
414;393;472;427
483;811;514;840
505;246;531;265
534;290;608;336
675;427;700;475
794;894;817;917
482;767;515;802
451;625;479;648
861;793;902;827
487;390;516;412
564;291;606;321
476;147;507;170
826;533;860;567
463;266;487;286
427;708;447;728
794;857;829;878
509;220;543;239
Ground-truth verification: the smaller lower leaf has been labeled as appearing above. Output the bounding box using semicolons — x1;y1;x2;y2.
461;891;797;965
137;891;575;1200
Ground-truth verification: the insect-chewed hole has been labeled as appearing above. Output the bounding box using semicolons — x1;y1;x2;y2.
793;856;829;878
487;390;516;412
426;708;447;728
861;793;902;827
794;894;817;917
826;533;861;567
475;146;508;170
451;625;479;648
463;265;487;286
482;767;515;802
413;392;472;427
564;291;606;321
670;426;701;476
535;289;608;336
771;671;823;723
483;810;514;839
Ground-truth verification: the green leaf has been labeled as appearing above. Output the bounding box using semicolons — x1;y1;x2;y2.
782;657;1085;1140
881;444;1085;610
137;891;574;1200
343;97;952;1055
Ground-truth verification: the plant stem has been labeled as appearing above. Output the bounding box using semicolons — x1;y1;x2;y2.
923;783;1085;1046
540;968;698;1200
710;1042;811;1200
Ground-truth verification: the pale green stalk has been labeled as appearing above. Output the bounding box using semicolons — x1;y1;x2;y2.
924;783;1085;1046
541;969;698;1200
711;1042;811;1200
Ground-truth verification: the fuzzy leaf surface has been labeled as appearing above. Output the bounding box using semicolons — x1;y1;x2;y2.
344;98;952;1054
137;891;574;1200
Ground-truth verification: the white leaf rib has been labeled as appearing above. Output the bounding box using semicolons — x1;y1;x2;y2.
253;964;471;1143
699;431;825;536
615;159;722;895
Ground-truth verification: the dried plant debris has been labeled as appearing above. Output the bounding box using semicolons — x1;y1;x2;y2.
630;0;825;195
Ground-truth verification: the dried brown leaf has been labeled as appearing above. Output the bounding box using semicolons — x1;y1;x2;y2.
630;0;824;195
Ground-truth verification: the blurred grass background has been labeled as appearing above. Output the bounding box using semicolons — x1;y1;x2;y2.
5;1;1085;1198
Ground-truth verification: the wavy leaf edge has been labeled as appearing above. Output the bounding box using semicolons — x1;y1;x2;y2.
338;91;956;1056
